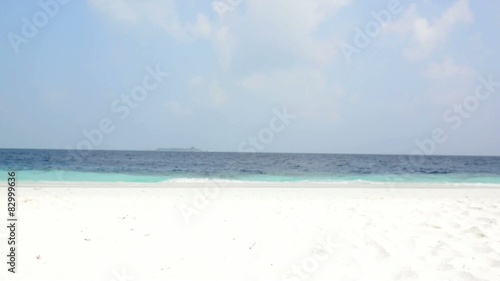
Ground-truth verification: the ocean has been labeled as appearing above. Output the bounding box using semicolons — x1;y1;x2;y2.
1;149;500;184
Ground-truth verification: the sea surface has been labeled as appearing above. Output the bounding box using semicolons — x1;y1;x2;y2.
1;149;500;184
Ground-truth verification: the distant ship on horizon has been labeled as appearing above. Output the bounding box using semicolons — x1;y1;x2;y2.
155;147;206;152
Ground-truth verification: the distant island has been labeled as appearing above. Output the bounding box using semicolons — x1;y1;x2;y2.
156;147;205;152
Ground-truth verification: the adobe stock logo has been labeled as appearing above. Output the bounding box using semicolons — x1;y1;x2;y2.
400;74;499;167
177;181;221;224
282;235;338;281
59;64;168;176
7;0;71;54
212;0;243;19
177;106;295;224
340;0;403;63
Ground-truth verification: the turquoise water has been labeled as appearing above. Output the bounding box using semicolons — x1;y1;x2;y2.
12;170;169;183
6;169;500;185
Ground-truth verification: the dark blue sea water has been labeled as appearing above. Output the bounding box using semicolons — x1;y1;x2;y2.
1;149;500;184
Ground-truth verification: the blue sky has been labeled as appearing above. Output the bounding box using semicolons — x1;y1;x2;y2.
1;0;499;155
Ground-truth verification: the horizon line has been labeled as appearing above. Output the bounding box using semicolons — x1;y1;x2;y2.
0;148;499;158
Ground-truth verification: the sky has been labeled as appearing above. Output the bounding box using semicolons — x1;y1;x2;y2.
0;0;499;155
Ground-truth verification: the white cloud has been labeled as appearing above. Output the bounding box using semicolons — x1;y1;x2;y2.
423;57;476;105
87;0;210;41
211;26;234;69
189;77;228;107
209;0;353;70
186;13;212;39
384;0;473;61
190;75;205;88
208;80;228;106
239;67;343;119
165;101;193;116
205;0;353;118
425;57;474;80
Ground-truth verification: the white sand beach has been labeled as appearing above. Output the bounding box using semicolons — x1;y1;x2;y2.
1;182;500;281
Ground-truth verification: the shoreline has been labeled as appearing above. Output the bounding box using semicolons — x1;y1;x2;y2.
16;180;500;189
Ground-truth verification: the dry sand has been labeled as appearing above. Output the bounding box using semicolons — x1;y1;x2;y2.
1;181;500;281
